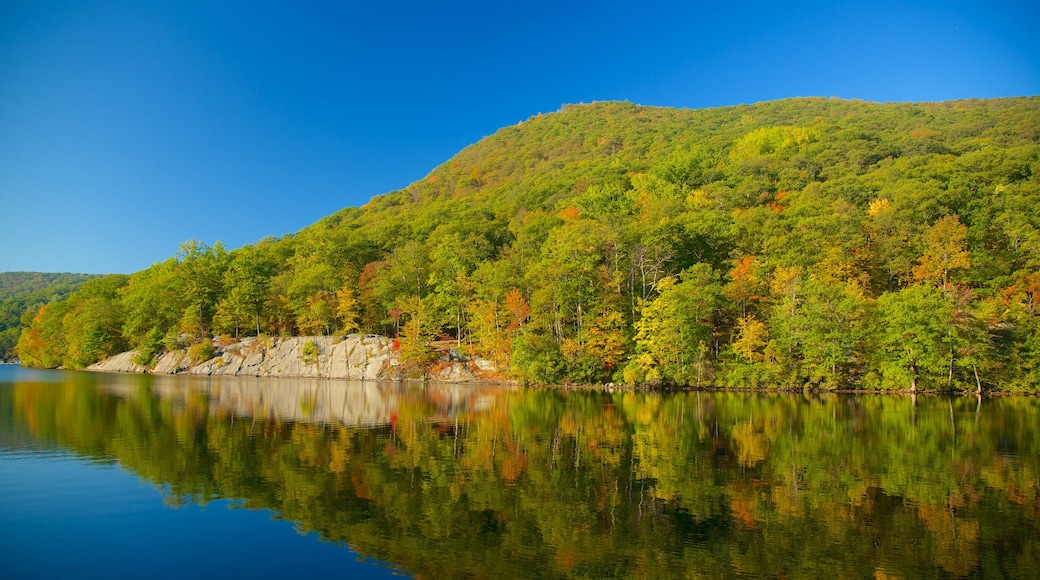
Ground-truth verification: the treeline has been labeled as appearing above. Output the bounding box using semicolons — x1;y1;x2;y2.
16;97;1040;391
0;272;96;361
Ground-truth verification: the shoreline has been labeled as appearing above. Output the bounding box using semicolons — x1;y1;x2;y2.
73;363;1039;397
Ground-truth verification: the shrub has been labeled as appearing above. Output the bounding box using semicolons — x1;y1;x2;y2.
163;330;190;351
188;338;216;365
301;340;321;364
132;327;165;368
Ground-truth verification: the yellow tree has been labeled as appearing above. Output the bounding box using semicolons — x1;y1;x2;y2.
297;291;337;335
913;215;971;289
395;294;438;377
335;286;360;334
628;264;720;386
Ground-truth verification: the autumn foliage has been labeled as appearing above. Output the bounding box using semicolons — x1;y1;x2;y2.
13;97;1040;390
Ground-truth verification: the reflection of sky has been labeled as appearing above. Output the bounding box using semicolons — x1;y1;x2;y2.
0;365;81;383
0;369;408;577
0;450;404;578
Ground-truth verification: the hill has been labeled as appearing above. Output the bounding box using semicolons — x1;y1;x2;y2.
15;97;1040;390
0;272;98;361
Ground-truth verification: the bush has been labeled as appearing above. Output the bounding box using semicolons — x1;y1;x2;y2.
188;338;216;365
132;327;165;368
511;333;566;385
163;330;190;351
301;340;321;364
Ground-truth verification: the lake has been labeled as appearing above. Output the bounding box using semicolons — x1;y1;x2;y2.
1;366;1037;578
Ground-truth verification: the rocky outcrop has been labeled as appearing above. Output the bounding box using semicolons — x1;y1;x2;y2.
89;351;149;374
87;334;500;383
190;335;394;379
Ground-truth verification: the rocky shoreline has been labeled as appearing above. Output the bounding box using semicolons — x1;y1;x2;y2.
87;334;499;383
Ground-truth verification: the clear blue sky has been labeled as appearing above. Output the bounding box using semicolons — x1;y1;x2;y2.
2;0;1037;274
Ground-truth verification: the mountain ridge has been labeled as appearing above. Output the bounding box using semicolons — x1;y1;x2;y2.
15;96;1040;391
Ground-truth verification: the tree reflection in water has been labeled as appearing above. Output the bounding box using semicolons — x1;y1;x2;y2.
6;372;1039;579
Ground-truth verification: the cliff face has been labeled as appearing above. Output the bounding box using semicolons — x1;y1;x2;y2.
88;334;498;382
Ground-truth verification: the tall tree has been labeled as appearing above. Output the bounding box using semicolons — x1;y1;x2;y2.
176;240;230;339
875;285;955;391
628;264;720;386
120;258;186;346
913;215;972;289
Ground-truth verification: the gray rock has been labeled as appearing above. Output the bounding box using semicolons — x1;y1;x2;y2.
87;351;148;373
87;334;502;383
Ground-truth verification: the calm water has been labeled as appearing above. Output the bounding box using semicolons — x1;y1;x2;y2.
1;367;1037;578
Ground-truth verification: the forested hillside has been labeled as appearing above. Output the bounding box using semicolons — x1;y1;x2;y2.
0;272;96;361
16;97;1040;391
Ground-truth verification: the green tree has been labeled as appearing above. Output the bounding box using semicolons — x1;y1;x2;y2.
768;270;872;388
628;264;720;386
284;252;343;335
215;246;272;338
15;301;71;368
176;240;230;338
15;275;128;368
875;285;955;391
60;275;129;368
120;258;186;346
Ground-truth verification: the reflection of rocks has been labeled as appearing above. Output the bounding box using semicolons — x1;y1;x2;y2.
98;375;509;427
89;334;498;383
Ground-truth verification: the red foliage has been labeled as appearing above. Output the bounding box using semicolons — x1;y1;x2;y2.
358;261;387;293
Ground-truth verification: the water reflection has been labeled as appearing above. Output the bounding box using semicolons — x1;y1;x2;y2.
96;373;505;427
3;370;1039;578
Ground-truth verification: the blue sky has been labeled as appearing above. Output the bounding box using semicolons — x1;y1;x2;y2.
1;0;1038;274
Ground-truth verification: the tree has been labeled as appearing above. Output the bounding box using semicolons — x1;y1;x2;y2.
767;269;872;388
724;256;765;319
284;252;344;335
15;301;70;368
59;275;128;368
865;197;915;291
15;275;128;368
120;258;186;346
913;215;972;289
215;246;273;338
876;285;955;391
394;294;438;377
298;291;337;335
335;286;361;334
628;264;720;386
562;307;628;384
176;240;230;339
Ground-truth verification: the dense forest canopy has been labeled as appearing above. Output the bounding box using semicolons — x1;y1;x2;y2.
0;272;96;361
15;97;1040;390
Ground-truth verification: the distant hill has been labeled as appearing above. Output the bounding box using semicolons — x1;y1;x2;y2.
14;97;1040;391
0;272;98;361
